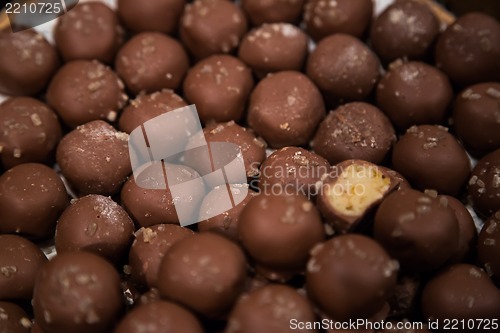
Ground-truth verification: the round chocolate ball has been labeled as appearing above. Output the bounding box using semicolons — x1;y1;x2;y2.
376;61;453;131
478;211;500;282
241;0;305;26
379;166;411;191
435;12;500;86
54;2;123;64
370;1;440;63
247;71;325;148
307;34;381;101
306;234;398;321
374;188;459;272
0;97;62;169
183;55;254;123
238;23;308;77
0;235;47;300
312;102;395;165
0;30;59;96
56;120;131;196
392;125;471;196
46;60;128;128
179;0;248;59
468;149;500;217
453;83;500;156
303;0;373;41
0;163;68;239
0;302;31;333
158;233;247;318
115;32;189;95
33;252;122;333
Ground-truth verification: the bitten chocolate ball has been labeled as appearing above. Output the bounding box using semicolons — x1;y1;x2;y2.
158;233;247;318
370;1;440;63
303;0;373;41
183;55;254;123
435;12;500;86
307;34;381;101
0;97;62;169
444;195;477;263
180;0;248;59
247;71;325;148
115;32;189;94
306;234;398;321
374;189;459;272
312;102;395;165
453;83;500;156
0;235;47;300
0;163;68;239
241;0;305;26
478;211;500;282
0;30;59;96
376;61;453;130
33;252;122;333
392;125;471;196
56;120;131;196
46;60;128;128
238;23;308;77
54;2;123;63
0;302;31;333
468;149;500;217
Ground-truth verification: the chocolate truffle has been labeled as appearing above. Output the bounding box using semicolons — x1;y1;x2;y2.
247;71;325;148
46;60;128;128
183;55;254;123
0;235;47;300
241;0;305;26
117;0;186;34
0;30;59;96
478;211;500;281
239;193;324;279
226;284;317;333
54;2;124;63
0;302;31;333
376;61;453;130
435;12;500;86
128;224;194;289
33;252;122;333
378;166;411;191
392;125;471;195
307;34;381;101
312;102;395;165
303;0;373;41
114;300;203;333
0;97;62;169
238;23;308;77
468;149;500;217
444;195;477;263
0;163;68;239
374;188;459;272
306;234;398;321
158;233;247;318
115;32;189;95
55;195;135;262
56;120;131;196
453;83;500;156
370;1;440;63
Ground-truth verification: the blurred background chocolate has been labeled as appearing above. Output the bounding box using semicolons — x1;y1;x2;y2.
241;0;305;26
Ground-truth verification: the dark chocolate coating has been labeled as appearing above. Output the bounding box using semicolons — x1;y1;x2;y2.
306;234;398;321
0;235;47;300
312;102;395;165
307;34;381;101
376;61;453;131
0;163;68;239
374;188;459;272
241;0;305;26
387;276;421;318
0;30;59;96
435;12;500;86
46;60;128;128
0;97;62;169
467;149;500;217
444;195;477;263
56;120;131;196
247;71;325;148
392;125;471;196
33;252;122;333
478;211;500;281
0;302;31;333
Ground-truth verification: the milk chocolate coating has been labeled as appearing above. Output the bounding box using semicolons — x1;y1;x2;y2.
0;235;47;300
247;71;325;148
444;195;477;263
241;0;305;26
0;163;68;239
378;166;411;191
0;302;31;333
0;97;62;169
468;149;500;217
33;252;122;333
0;30;59;96
46;60;128;128
56;120;131;196
478;211;500;282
